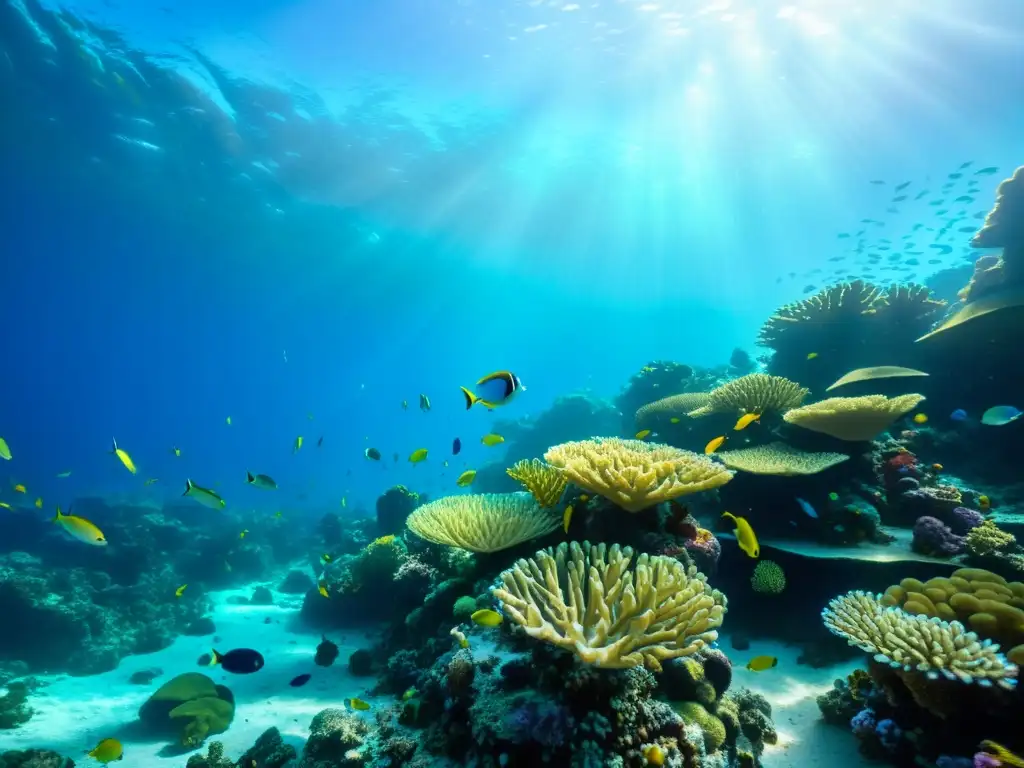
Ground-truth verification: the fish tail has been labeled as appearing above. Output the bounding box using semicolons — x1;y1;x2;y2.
210;649;222;666
110;437;117;454
53;506;63;522
721;511;735;522
183;479;193;496
246;471;254;484
460;386;477;409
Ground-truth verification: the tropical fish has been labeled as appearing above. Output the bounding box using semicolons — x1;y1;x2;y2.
226;416;232;426
932;463;944;471
795;498;818;519
341;496;347;508
239;529;249;538
171;446;182;457
175;584;187;598
0;502;11;510
670;417;681;424
0;438;11;460
348;698;371;711
746;656;778;672
144;478;159;486
290;673;312;687
402;687;418;701
87;738;124;764
315;636;340;667
481;434;505;447
562;504;573;533
456;470;476;487
913;413;928;425
321;553;334;563
452;438;461;455
982;406;1023;426
183;479;226;510
365;447;381;461
54;506;107;546
246;471;278;490
827;492;839;502
979;495;991;511
317;436;324;448
56;471;72;478
635;429;651;440
471;609;503;627
210;648;265;674
894;181;910;191
704;436;726;455
722;511;759;558
318;582;329;598
806;352;818;360
12;483;25;493
401;400;408;410
409;448;428;463
974;167;999;175
293;436;303;454
419;394;431;412
460;371;524;409
111;438;137;475
34;497;42;509
734;413;760;431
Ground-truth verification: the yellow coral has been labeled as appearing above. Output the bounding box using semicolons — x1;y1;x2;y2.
687;374;809;418
405;492;559;553
543;438;733;513
635;393;712;428
757;281;886;350
717;442;848;476
674;701;727;752
822;590;1017;688
506;459;568;509
966;521;1017;557
782;393;925;441
492;541;726;672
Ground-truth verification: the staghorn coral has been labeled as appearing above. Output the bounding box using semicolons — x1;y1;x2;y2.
405;492;559;553
635;393;712;429
686;374;808;418
544;438;733;513
782;393;925;441
492;541;727;672
821;591;1017;688
879;568;1024;667
717;442;848;476
506;459;568;509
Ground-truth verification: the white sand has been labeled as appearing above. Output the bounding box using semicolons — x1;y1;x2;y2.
4;586;377;764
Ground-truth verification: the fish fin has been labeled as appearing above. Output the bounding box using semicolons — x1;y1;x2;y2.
111;438;117;453
183;479;193;496
721;511;736;522
460;387;477;410
246;471;255;484
772;657;778;667
210;649;222;665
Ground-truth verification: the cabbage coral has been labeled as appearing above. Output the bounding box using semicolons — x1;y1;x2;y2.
822;590;1017;688
543;438;734;513
686;374;809;418
492;541;727;671
506;459;568;508
782;393;924;441
405;492;559;553
717;442;848;476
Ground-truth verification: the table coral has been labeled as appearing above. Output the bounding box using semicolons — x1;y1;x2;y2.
783;394;925;441
406;492;559;553
686;373;809;418
717;442;849;476
505;459;567;509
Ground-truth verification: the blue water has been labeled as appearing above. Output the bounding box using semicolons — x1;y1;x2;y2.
1;0;1023;514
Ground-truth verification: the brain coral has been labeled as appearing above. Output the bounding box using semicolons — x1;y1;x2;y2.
782;394;925;441
717;442;849;476
543;438;733;513
492;541;726;672
405;492;559;553
687;374;809;418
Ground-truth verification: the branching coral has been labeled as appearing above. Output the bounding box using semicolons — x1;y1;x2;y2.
543;438;734;513
782;394;925;441
635;393;712;429
966;520;1017;557
686;374;809;418
506;459;568;509
405;493;559;553
717;442;848;476
492;541;727;671
821;591;1017;688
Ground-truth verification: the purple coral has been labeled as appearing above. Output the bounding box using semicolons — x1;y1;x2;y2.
974;753;1002;768
912;516;966;557
875;718;902;752
949;507;985;535
850;708;877;738
684;531;722;574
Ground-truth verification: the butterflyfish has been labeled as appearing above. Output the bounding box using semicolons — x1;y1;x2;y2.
111;438;137;474
54;506;107;546
722;511;759;558
746;655;778;672
409;448;428;463
734;413;760;431
183;479;226;510
460;371;524;410
704;436;726;454
13;483;25;493
913;413;928;424
481;433;505;447
471;609;503;627
456;470;476;487
348;698;371;711
87;738;124;764
635;429;651;440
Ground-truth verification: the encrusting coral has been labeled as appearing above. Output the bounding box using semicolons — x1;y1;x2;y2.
635;392;712;429
821;591;1017;688
717;442;849;476
405;493;559;553
492;540;726;672
782;393;925;441
505;459;568;509
686;373;809;418
543;438;734;513
137;672;235;748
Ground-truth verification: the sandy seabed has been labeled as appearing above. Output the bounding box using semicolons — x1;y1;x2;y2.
6;590;870;768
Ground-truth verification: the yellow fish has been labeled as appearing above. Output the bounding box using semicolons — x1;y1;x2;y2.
635;429;651;440
746;655;778;672
348;697;371;711
54;506;107;546
913;413;928;425
318;582;330;598
13;483;25;494
979;742;1024;768
87;738;124;764
722;511;759;558
0;502;11;510
321;553;334;563
175;584;187;598
239;529;249;539
144;478;159;486
226;416;232;426
704;436;726;454
670;417;681;424
402;687;418;701
409;448;428;463
111;438;137;475
979;495;991;510
734;413;760;431
275;511;283;518
562;504;573;533
171;446;182;457
807;352;818;360
471;608;503;627
0;437;11;460
293;436;303;454
579;494;589;502
456;470;476;487
34;497;42;509
481;434;505;447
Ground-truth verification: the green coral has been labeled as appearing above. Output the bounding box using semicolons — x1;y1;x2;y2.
340;535;408;594
171;698;235;748
966;520;1017;557
138;673;235;749
452;596;478;621
751;560;786;594
674;701;726;752
0;682;33;729
185;741;233;768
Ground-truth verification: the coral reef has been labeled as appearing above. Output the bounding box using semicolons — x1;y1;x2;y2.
505;459;568;509
137;672;235;749
405;493;559;553
783;394;925;441
376;486;423;535
686;373;809;418
298;708;370;768
0;681;33;729
635;392;713;430
717;442;849;476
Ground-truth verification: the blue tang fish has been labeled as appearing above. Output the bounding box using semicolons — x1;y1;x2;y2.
982;406;1023;426
795;497;818;519
950;409;968;422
